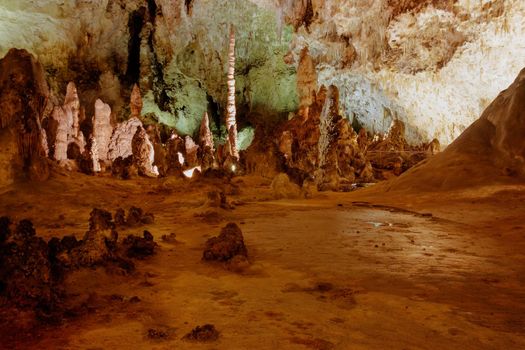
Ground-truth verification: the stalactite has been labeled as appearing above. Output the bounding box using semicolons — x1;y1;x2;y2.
226;24;238;160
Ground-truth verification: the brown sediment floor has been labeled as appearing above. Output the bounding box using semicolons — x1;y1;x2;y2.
0;172;524;349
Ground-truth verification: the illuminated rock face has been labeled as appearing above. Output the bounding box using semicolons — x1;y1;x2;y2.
107;117;143;161
92;99;112;162
50;82;85;162
286;0;525;145
0;0;523;150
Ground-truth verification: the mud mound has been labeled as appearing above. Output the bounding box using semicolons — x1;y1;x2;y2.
378;68;525;192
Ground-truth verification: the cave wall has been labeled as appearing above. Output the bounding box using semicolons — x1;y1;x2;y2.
0;0;298;143
0;0;523;146
280;0;525;144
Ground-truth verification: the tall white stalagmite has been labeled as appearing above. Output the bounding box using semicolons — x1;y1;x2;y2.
226;24;238;159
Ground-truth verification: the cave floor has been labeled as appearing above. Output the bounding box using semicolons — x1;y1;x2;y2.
1;172;525;350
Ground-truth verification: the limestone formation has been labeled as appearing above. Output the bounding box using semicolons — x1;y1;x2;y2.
0;49;50;186
63;82;83;145
145;125;169;176
92;99;112;161
130;84;143;119
166;132;186;175
107;117;143;161
202;223;248;262
79;136;101;174
51;107;69;161
366;119;432;179
271;173;302;199
131;126;159;178
67;209;118;267
297;47;317;113
274;84;376;189
121;231;157;259
184;135;200;168
49;82;86;162
199;112;216;171
0;218;56;311
226;25;238;160
90;137;101;173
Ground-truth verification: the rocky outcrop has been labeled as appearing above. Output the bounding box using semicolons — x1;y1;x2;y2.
202;223;248;262
0;218;57;311
121;231;157;259
65;209;119;267
0;49;50;186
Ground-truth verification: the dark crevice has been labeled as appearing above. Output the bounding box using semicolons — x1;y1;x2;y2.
207;94;221;131
126;7;146;85
304;0;314;32
148;31;169;111
146;0;158;23
185;0;194;16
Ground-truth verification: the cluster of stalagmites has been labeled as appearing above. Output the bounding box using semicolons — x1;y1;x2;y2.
244;47;439;191
0;49;232;184
44;81;164;178
0;207;156;320
0;48;436;190
43;80;237;179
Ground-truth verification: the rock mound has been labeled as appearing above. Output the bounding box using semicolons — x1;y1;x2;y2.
380;68;525;192
202;223;247;262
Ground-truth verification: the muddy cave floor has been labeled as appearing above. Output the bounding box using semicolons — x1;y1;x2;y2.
1;170;525;350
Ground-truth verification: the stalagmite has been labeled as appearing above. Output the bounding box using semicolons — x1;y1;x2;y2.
132;126;159;178
199;112;216;171
92;99;112;161
50;82;86;162
226;25;238;160
184;135;200;168
52;107;69;161
199;112;214;152
297;47;317;116
63;82;85;152
90;137;101;173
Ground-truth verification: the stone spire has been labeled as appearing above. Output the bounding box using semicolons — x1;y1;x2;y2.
226;24;238;160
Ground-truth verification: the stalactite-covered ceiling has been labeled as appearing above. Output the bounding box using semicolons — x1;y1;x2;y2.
0;0;524;145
